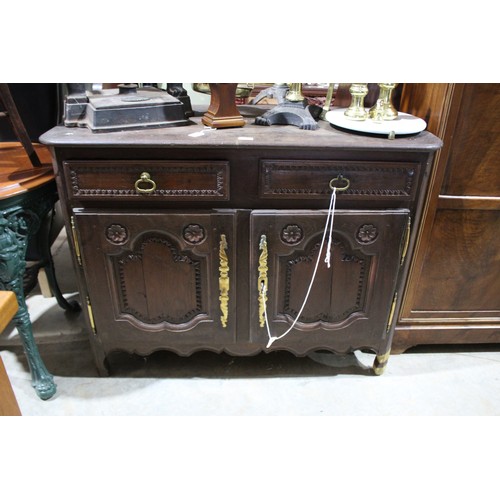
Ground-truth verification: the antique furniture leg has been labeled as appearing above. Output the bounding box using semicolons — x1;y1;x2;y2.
0;208;57;400
373;350;391;376
38;210;80;312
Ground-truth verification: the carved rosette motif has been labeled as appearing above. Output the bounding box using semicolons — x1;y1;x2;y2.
183;224;206;244
356;224;378;244
281;224;304;245
106;224;128;245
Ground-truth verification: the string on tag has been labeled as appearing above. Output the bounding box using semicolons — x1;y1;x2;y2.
264;186;338;348
324;187;337;268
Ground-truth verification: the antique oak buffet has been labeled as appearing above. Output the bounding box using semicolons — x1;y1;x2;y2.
40;107;441;376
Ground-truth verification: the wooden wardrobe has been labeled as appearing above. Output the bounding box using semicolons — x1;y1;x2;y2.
394;83;500;352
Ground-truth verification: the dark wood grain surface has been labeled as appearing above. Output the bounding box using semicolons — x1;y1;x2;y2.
40;106;442;152
395;83;500;353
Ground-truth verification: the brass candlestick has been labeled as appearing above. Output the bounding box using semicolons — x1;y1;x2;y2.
320;83;336;120
344;83;368;120
285;83;305;102
369;83;398;120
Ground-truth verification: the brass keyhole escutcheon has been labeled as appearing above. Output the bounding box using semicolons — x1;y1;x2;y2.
134;172;157;194
329;176;350;192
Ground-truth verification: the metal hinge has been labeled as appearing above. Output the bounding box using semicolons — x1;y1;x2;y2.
386;292;398;333
400;217;411;265
70;216;82;266
86;295;96;335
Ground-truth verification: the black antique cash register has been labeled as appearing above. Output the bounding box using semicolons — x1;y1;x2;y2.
63;83;193;132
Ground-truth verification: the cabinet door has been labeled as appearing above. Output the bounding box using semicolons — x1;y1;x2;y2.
73;210;237;355
249;210;409;355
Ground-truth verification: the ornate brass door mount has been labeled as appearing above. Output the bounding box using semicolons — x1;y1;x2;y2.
219;234;230;328
258;234;269;328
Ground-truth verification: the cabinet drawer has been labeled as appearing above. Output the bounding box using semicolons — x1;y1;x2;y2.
259;159;419;201
65;160;229;201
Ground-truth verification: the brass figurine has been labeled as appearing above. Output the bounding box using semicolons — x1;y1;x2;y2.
344;83;369;121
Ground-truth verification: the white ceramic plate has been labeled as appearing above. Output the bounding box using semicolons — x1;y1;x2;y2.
325;108;427;136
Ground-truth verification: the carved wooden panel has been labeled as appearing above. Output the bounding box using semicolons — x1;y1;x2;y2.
113;233;204;326
65;160;229;201
73;211;238;347
249;209;409;354
281;236;369;325
259;159;419;201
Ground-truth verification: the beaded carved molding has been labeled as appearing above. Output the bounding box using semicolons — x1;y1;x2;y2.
260;159;418;199
66;160;229;200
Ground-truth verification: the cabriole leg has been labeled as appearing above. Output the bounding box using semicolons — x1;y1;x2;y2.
13;294;57;400
0;215;56;400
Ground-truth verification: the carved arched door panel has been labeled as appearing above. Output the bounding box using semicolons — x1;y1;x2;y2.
249;209;409;355
73;210;237;355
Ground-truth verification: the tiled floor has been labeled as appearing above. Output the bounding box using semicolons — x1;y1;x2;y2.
2;230;500;416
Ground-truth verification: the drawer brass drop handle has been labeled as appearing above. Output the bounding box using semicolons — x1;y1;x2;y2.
329;175;350;192
134;172;157;194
